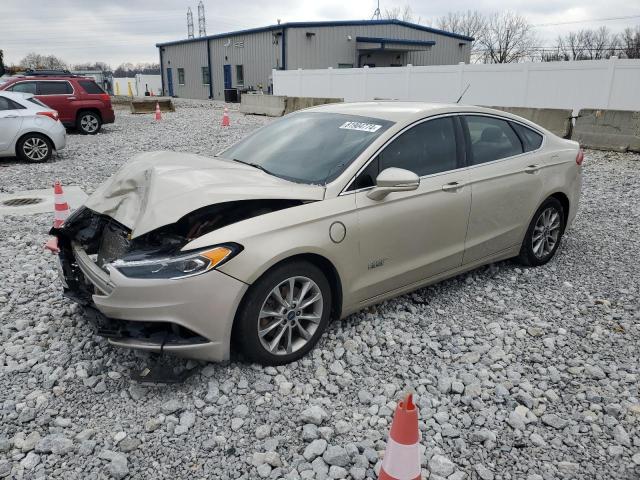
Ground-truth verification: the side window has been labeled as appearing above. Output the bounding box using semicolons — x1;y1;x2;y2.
78;80;105;94
511;122;543;152
9;82;37;94
178;68;185;85
378;117;458;176
465;116;523;165
0;97;20;110
348;157;379;191
37;81;73;95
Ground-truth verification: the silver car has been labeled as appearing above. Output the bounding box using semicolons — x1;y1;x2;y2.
55;102;582;365
0;91;66;162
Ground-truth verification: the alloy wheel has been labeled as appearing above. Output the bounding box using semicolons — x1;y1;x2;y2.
257;276;323;356
80;114;99;133
532;206;561;259
22;137;49;161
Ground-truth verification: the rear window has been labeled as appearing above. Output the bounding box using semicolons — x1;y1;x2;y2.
78;80;105;94
37;81;73;95
511;122;543;152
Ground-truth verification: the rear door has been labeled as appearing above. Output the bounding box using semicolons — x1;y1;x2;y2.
351;115;472;302
0;96;26;152
35;81;75;124
461;114;545;264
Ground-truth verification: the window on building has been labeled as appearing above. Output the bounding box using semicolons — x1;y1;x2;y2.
235;65;244;86
178;68;185;85
37;81;73;95
201;66;210;85
338;63;353;69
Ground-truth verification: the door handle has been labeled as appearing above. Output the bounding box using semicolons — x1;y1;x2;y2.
442;182;464;192
524;165;540;174
4;115;18;118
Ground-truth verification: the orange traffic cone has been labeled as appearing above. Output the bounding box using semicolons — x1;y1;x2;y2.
379;394;422;480
45;180;70;254
155;102;162;121
221;106;230;126
53;181;70;228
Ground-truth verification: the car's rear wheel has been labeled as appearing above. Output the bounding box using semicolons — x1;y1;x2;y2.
234;261;332;365
77;111;101;134
517;197;565;266
17;134;53;163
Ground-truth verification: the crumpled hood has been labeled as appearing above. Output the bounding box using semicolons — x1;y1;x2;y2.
84;151;325;238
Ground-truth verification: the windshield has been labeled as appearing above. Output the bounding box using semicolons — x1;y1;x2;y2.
219;112;393;184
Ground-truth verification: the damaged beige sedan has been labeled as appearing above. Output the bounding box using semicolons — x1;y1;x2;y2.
54;102;582;365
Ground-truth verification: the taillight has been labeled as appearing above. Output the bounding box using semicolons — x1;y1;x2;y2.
576;149;584;166
99;93;110;102
37;111;59;122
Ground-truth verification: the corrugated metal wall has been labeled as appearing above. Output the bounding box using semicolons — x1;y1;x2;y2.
159;24;471;100
209;30;283;100
160;41;209;99
285;24;470;69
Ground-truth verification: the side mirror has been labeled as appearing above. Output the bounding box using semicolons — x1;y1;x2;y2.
366;167;420;201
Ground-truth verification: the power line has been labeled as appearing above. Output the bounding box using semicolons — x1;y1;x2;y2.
533;14;640;28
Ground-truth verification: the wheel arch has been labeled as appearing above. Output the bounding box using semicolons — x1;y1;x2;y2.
549;191;570;228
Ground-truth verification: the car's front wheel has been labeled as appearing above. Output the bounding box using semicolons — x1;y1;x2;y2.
517;197;565;266
234;261;332;365
17;133;53;163
77;111;102;134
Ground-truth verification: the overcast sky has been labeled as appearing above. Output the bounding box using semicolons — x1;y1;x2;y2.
1;0;639;67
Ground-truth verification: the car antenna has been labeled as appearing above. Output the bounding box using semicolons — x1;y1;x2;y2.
456;84;470;104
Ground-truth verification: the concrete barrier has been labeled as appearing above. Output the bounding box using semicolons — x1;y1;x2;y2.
284;96;343;115
240;95;343;116
572;109;640;152
129;97;175;114
240;95;286;116
489;106;573;138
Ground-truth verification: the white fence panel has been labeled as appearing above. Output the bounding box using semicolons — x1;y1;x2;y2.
273;58;640;111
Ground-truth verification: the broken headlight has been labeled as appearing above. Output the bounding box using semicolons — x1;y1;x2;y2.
110;245;240;280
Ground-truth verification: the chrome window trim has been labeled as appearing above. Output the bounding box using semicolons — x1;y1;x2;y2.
338;111;546;196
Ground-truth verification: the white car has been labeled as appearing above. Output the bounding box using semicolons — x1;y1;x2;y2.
0;91;66;162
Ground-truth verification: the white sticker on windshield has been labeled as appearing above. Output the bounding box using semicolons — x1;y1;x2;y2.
339;121;382;133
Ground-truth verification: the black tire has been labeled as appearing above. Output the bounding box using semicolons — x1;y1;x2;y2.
517;197;565;267
234;260;332;365
16;133;53;163
77;111;102;134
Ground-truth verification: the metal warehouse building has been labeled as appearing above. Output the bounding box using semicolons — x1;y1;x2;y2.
156;19;473;100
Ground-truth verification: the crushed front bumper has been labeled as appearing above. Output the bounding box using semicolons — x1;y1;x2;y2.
60;241;248;362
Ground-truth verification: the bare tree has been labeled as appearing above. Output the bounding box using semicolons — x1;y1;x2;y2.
20;53;67;70
73;61;111;72
620;26;640;58
0;49;5;77
554;26;622;61
477;12;537;63
384;5;421;24
436;10;486;60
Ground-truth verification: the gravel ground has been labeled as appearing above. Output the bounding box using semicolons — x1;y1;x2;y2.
0;100;639;480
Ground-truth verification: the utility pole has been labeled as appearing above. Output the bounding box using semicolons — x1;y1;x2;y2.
371;0;381;20
198;1;207;37
187;8;194;39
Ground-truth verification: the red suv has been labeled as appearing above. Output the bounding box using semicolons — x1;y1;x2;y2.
0;70;115;134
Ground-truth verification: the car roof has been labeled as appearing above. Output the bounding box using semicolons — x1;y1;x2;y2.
4;75;92;82
303;101;548;131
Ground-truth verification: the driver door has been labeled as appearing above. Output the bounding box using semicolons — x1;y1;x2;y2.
350;115;472;303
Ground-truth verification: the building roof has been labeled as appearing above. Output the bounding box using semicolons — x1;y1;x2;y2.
156;19;474;48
